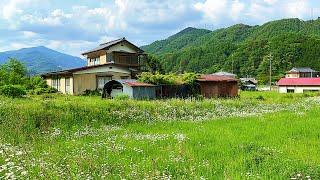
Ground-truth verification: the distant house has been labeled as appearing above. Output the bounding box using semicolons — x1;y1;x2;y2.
196;75;238;98
240;78;258;91
278;78;320;93
212;71;237;78
285;67;319;78
42;38;147;95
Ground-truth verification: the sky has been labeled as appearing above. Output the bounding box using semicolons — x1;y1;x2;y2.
0;0;320;57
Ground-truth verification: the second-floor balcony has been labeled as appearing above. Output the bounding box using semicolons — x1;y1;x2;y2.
87;51;147;71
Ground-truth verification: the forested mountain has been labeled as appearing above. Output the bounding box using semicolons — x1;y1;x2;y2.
141;27;211;54
142;18;320;83
0;46;86;74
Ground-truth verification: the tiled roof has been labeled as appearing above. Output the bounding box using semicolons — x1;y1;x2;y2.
81;37;144;55
278;78;320;86
197;75;238;82
240;78;258;84
212;71;236;77
288;67;317;73
41;63;138;77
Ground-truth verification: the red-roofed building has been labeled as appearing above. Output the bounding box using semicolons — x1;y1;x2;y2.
278;78;320;93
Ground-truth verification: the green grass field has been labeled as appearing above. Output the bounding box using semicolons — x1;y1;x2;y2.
0;92;320;179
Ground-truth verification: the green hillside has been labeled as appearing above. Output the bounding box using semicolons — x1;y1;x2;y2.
142;18;320;83
141;27;211;54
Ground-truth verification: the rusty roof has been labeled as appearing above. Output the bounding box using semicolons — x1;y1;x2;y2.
197;75;238;82
125;81;155;87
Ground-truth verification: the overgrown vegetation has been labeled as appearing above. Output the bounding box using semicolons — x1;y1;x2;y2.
0;58;54;97
142;18;320;84
0;92;320;178
138;72;199;85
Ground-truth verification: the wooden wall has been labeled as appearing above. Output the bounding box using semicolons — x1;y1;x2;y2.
198;81;238;98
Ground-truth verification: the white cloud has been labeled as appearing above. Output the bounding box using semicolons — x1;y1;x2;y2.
263;0;278;5
22;31;37;38
194;0;227;22
285;0;310;19
230;0;245;21
1;0;26;19
246;2;273;22
1;0;319;56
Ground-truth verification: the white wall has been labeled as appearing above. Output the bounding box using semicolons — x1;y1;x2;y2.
123;84;133;98
108;42;137;53
278;86;320;93
73;65;131;75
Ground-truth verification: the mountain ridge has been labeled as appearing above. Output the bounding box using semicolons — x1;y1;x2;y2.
0;46;86;75
142;18;320;83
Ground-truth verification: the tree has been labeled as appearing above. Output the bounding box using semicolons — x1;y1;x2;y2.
146;55;164;74
0;58;27;85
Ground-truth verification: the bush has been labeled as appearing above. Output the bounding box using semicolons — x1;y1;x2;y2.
29;87;58;95
82;89;101;96
138;72;199;85
0;85;26;98
113;93;129;100
256;95;265;101
25;76;48;90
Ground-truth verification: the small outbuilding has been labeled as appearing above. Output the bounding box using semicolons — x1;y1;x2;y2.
196;75;238;98
102;79;156;99
240;78;258;91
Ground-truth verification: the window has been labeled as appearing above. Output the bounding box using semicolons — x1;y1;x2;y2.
287;89;295;93
52;78;60;91
107;53;113;62
65;78;71;94
94;57;100;65
97;76;112;89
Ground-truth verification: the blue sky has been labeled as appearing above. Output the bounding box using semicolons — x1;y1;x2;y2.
0;0;320;57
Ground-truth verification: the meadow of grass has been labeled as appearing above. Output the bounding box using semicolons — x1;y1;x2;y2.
0;91;320;179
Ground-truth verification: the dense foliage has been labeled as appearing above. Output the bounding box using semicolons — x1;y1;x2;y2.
138;72;199;85
142;18;320;84
0;85;26;98
0;58;54;97
141;27;211;54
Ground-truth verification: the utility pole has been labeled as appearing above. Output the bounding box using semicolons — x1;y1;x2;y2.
231;54;234;74
269;53;273;91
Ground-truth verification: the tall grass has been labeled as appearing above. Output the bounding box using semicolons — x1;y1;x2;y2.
0;91;319;179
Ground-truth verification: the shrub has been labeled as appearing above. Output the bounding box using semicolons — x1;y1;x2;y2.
29;87;58;95
82;89;101;96
138;72;199;85
0;85;26;98
25;76;48;90
256;95;265;101
113;93;129;100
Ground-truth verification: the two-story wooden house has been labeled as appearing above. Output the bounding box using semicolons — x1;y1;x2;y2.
42;38;147;95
